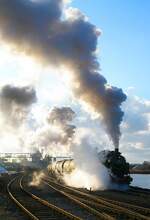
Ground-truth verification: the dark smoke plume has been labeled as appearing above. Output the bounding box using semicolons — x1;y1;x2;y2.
0;0;126;147
0;84;37;126
0;85;36;106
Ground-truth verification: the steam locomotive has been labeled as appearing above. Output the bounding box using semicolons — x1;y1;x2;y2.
98;149;132;185
48;149;132;187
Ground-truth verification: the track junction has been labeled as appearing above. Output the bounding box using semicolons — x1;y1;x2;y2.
6;173;150;220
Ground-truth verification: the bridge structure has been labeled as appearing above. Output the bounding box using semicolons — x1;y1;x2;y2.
0;153;72;163
0;153;32;159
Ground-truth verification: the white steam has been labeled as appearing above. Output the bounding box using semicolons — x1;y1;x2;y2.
63;139;110;190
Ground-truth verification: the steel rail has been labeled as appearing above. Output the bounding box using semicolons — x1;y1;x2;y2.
93;195;150;216
43;180;115;220
130;187;150;195
69;193;150;220
7;175;82;220
44;177;150;220
7;176;39;220
20;175;81;220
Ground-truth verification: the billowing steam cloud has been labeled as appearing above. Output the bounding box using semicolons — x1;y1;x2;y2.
0;0;126;147
47;107;76;144
48;107;75;124
31;107;76;156
0;84;37;126
64;138;110;190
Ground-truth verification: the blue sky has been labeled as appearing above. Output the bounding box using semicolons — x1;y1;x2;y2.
72;0;150;99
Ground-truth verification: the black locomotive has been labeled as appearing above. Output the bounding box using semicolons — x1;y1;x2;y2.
99;149;132;185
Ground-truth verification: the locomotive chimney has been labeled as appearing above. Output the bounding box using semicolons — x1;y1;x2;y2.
115;147;119;153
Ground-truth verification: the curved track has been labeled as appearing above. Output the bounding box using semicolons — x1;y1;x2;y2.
7;175;81;220
25;174;114;220
43;176;150;220
43;180;114;220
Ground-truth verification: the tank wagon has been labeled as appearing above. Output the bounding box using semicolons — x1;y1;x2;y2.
48;149;132;186
48;159;75;175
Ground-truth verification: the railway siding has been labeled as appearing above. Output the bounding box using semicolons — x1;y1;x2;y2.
43;176;150;220
44;180;115;220
7;175;82;220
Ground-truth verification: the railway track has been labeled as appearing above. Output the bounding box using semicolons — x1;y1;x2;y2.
129;187;150;197
130;186;150;195
43;176;150;220
108;187;150;199
25;174;114;220
43;180;115;220
7;175;81;220
92;194;150;217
